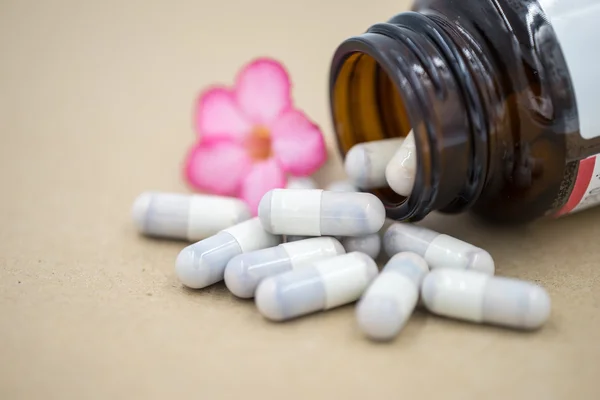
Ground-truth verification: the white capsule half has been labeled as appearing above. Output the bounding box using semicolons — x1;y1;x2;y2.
421;269;551;330
344;138;404;189
175;217;281;289
225;237;345;298
255;252;378;321
384;223;495;275
325;180;358;193
259;189;386;237
286;177;318;190
341;233;381;259
132;192;251;241
357;252;429;341
385;131;416;197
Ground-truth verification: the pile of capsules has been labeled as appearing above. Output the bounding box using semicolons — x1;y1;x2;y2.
132;135;550;341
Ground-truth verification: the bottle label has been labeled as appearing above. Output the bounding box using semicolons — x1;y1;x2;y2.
540;0;600;139
555;155;600;216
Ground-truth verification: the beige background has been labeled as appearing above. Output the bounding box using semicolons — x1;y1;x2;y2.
1;0;599;398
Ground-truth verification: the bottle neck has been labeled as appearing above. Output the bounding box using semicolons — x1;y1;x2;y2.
330;11;503;221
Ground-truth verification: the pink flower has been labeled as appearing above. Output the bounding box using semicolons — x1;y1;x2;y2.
184;58;327;214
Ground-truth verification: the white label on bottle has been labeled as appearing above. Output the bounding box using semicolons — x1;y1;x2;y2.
556;155;600;216
540;0;600;139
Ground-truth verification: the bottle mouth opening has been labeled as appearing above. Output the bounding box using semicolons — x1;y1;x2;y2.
331;50;413;208
330;36;439;221
330;17;487;221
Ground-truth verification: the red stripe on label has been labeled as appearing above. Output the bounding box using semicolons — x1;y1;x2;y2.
555;157;596;217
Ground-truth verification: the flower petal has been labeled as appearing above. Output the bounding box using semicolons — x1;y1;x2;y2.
271;109;327;176
184;140;252;196
235;59;292;125
195;87;252;141
240;159;286;215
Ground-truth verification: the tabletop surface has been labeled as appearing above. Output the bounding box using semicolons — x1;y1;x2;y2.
1;0;599;398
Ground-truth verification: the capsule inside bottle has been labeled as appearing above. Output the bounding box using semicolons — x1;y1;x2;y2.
344;138;404;189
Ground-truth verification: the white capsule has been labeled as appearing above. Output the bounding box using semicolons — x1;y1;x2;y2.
385;131;416;197
384;223;495;275
175;217;281;289
325;180;358;193
132;192;251;241
341;233;381;259
344;138;404;189
255;252;378;321
421;269;551;330
258;189;386;237
357;252;429;341
224;237;345;298
286;177;318;190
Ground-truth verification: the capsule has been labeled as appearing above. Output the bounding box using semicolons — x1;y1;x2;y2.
255;252;378;321
356;252;429;341
132;192;251;241
258;189;386;237
175;217;280;289
325;180;358;193
384;223;495;275
225;237;345;298
341;233;381;260
421;269;551;330
344;138;404;189
286;177;318;190
385;131;416;197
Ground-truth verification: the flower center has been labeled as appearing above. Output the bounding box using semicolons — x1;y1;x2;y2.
246;126;272;160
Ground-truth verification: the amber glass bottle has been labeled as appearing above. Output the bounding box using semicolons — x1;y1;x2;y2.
329;0;600;223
